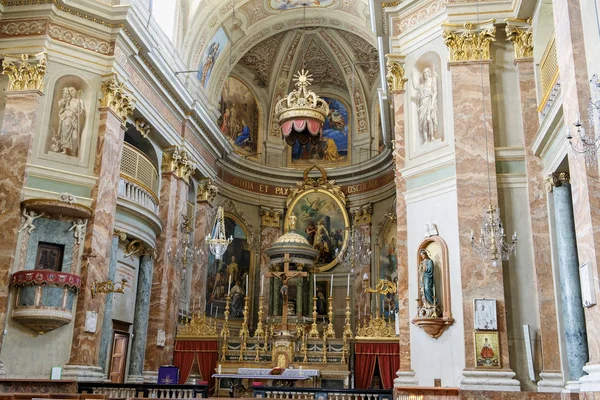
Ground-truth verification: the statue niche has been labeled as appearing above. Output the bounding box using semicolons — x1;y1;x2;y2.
412;230;454;339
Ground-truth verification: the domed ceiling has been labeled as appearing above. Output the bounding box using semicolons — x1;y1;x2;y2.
179;0;386;169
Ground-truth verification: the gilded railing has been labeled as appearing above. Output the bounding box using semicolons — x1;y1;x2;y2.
538;35;559;112
120;142;159;198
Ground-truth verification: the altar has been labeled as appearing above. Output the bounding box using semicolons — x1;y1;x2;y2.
212;368;319;397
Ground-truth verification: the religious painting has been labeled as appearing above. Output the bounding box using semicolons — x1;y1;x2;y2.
34;242;64;271
269;0;334;10
198;27;228;88
285;189;349;272
217;77;260;158
315;280;330;317
290;97;350;167
473;299;497;331
475;332;501;368
205;215;253;320
375;206;397;318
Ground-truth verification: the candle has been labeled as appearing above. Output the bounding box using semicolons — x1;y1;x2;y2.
346;274;350;297
211;304;213;315
246;274;249;293
330;274;333;296
364;303;367;318
216;306;219;317
313;278;316;297
218;364;222;374
358;308;361;322
261;275;265;296
228;275;232;294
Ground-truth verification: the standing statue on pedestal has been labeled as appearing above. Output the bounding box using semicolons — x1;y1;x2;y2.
417;249;439;318
412;67;438;144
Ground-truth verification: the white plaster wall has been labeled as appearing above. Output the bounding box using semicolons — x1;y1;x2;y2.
497;178;541;391
111;244;140;324
405;179;465;387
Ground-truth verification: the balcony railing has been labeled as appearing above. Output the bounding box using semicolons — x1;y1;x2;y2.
119;143;159;215
538;35;560;114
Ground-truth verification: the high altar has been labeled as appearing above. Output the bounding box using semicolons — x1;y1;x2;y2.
173;168;400;397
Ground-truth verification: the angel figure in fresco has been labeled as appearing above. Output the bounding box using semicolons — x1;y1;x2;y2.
200;42;220;87
411;66;438;144
326;106;346;132
220;107;230;134
300;196;326;221
50;87;85;156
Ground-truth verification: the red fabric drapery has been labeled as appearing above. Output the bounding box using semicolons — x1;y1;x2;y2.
173;340;218;393
281;119;322;137
355;342;400;390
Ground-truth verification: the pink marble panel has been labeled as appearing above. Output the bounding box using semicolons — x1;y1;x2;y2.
191;202;216;312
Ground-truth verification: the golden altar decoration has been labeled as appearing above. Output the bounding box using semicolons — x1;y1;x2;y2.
177;312;218;339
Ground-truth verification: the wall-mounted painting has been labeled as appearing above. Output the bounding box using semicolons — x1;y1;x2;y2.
290;97;350;167
284;189;349;272
475;332;501;368
270;0;334;10
217;77;260;158
315;280;330;317
205;215;253;320
198;27;228;88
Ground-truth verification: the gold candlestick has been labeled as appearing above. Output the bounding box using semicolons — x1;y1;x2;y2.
321;332;328;363
343;296;353;339
239;295;250;361
325;296;335;338
255;331;261;361
302;333;308;363
220;332;228;361
309;296;319;337
221;295;231;338
340;335;348;364
255;295;265;337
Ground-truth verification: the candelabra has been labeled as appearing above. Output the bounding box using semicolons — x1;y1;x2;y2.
239;295;249;361
221;295;231;338
567;74;600;166
308;296;319;337
470;203;517;267
343;296;353;339
168;215;203;281
321;332;328;363
255;296;265;337
325;296;335;338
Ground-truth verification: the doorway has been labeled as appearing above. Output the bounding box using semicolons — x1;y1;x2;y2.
108;321;131;383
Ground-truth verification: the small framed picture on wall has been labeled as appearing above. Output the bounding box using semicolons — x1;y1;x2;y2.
473;298;497;330
475;332;501;368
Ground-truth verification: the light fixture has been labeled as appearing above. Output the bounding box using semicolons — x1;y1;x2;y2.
91;279;127;298
206;206;233;260
567;74;600;166
168;214;203;280
468;0;517;266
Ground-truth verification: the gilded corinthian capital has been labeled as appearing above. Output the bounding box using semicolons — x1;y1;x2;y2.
505;18;533;59
442;20;496;62
161;146;196;183
99;76;135;122
2;53;47;92
385;54;408;93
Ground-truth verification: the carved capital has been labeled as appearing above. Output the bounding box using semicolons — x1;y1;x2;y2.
2;53;47;92
197;178;219;206
545;172;570;192
505;18;533;59
135;118;152;139
385;54;408;93
260;207;283;228
442;20;496;62
161;146;196;183
351;204;373;227
99;76;135;122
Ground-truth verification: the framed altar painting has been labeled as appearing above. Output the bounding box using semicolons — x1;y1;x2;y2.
375;204;397;318
315;280;330;317
475;332;501;368
284;188;349;272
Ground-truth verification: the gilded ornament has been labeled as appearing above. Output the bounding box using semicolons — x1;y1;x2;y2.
135;118;152;139
505;18;533;59
545;172;570;192
2;53;47;92
260;207;283;228
352;205;373;227
99;77;135;121
177;312;218;338
356;316;396;339
113;229;128;243
197;178;219;205
161;147;196;183
385;55;408;93
442;20;496;62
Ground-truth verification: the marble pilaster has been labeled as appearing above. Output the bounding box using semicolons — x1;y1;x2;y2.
549;173;588;382
351;205;372;322
513;59;563;391
448;60;518;390
98;235;120;372
143;169;188;375
260;208;282;315
191;196;216;313
0;89;43;350
128;252;155;383
64;79;133;379
552;0;600;391
390;86;417;386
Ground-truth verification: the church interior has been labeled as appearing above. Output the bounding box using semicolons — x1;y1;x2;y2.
0;0;599;399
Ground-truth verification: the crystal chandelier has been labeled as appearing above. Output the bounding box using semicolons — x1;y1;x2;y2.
567;73;600;166
206;206;233;260
168;215;203;280
470;204;517;267
337;224;371;271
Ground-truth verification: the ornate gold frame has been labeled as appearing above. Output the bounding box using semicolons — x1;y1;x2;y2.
474;331;501;369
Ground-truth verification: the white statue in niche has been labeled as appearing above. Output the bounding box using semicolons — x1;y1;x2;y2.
50;87;85;156
411;66;438;144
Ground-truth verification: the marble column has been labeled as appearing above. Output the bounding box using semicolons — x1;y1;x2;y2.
508;28;563;388
296;276;304;317
98;235;120;373
143;147;193;379
0;54;46;351
549;173;589;383
63;77;134;381
386;54;418;387
260;208;282;316
128;251;155;383
442;21;520;391
552;0;600;391
191;180;218;313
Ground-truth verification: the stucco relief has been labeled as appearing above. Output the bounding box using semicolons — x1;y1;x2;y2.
337;31;379;86
239;32;287;88
392;0;447;37
0;20;47;36
48;24;114;55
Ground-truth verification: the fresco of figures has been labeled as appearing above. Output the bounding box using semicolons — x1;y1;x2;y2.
217;77;260;158
205;216;252;320
270;0;333;10
378;218;398;318
198;27;228;88
291;97;349;166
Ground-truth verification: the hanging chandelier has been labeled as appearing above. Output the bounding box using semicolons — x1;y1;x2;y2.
567;73;600;166
470;204;517;267
337;224;372;271
206;206;233;260
275;69;329;146
168;215;203;281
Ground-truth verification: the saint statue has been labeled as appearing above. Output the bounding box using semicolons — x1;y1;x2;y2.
417;249;439;318
412;66;438;144
50;87;85;156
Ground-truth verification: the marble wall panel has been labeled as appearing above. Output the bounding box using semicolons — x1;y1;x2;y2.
191;202;216;312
